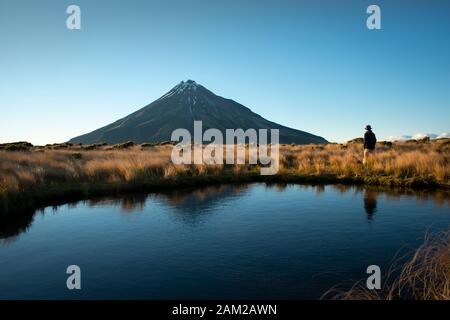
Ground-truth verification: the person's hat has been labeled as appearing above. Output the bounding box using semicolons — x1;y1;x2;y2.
365;125;372;130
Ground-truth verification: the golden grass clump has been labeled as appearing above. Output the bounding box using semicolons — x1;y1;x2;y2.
322;230;450;300
279;140;449;186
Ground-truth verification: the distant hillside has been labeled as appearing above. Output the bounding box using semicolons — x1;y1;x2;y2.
69;80;328;145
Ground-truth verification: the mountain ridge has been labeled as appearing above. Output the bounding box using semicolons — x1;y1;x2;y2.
69;80;328;145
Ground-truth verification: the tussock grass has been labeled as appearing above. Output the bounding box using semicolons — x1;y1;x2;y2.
279;140;449;187
0;139;448;213
322;230;450;300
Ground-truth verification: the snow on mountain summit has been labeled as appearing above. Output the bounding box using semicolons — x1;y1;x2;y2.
173;80;200;95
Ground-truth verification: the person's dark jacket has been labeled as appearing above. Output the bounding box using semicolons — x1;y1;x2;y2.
364;130;377;150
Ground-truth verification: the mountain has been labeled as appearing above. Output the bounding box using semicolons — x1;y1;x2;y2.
69;80;328;145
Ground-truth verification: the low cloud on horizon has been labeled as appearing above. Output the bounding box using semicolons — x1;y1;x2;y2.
387;132;450;142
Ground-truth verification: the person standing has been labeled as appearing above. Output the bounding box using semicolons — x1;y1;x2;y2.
363;125;377;165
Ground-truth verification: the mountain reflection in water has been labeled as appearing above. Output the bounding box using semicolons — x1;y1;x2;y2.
0;184;449;242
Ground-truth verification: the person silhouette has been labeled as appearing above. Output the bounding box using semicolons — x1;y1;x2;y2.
363;125;377;165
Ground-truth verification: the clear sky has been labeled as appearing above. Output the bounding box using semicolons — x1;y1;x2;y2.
1;0;449;144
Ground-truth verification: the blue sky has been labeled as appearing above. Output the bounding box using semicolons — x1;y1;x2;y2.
1;0;449;144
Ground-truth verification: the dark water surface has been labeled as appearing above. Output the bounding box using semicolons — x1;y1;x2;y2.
0;184;449;299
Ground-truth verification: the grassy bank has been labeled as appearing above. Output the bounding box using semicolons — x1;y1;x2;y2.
0;139;449;213
322;230;450;300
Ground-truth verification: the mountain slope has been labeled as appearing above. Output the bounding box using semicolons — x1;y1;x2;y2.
69;80;328;145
